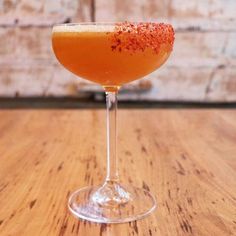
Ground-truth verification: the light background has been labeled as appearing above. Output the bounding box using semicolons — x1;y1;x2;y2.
0;0;235;102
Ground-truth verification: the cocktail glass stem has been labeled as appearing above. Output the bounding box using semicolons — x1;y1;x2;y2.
91;90;131;207
105;91;119;183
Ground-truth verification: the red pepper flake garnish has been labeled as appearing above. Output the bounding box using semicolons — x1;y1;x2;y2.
110;22;175;54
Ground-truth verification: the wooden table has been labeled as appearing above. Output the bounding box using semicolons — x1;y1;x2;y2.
0;109;235;236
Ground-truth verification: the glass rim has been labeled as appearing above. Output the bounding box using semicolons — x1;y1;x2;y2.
52;21;172;27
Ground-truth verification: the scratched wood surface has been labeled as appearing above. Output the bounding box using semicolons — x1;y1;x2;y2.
0;109;235;236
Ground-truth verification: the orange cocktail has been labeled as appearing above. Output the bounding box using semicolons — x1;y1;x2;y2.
52;22;175;224
52;22;174;91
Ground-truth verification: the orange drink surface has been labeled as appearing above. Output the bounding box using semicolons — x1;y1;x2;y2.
52;23;174;90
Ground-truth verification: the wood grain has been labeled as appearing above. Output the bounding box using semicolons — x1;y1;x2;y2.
0;109;235;235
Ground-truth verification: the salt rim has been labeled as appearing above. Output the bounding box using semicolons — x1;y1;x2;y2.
110;22;175;53
52;24;115;33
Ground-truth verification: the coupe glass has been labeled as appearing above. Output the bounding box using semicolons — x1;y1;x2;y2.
52;22;174;223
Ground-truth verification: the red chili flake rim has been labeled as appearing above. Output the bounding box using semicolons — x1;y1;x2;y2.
110;22;175;54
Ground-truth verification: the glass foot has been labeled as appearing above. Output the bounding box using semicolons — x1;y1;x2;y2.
68;182;156;223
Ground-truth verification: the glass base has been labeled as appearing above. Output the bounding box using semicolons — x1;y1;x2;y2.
68;182;156;223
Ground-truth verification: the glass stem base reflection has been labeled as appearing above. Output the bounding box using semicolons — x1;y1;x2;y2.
68;181;156;223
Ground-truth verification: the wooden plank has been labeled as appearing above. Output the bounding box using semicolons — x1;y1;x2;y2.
118;67;213;102
1;64;236;101
120;67;236;102
0;109;235;235
0;0;92;25
0;63;96;97
95;0;236;31
171;0;236;20
95;0;169;21
0;27;52;61
171;32;236;68
205;67;236;101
